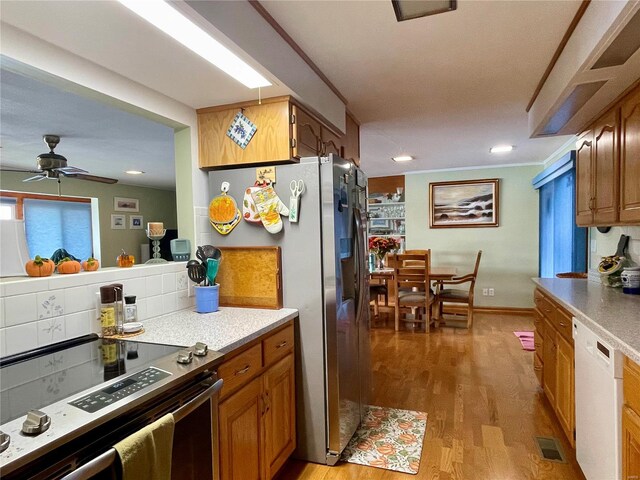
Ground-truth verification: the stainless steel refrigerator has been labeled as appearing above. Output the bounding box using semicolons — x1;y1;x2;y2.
208;154;371;465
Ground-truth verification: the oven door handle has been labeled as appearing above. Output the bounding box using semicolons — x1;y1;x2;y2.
173;377;223;423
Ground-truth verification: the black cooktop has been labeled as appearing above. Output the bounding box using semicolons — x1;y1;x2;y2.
0;335;182;425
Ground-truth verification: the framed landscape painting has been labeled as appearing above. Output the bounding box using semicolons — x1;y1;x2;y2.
429;178;499;228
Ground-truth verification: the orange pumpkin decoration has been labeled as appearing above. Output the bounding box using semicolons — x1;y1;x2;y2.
57;257;81;274
117;250;135;268
82;257;100;271
25;256;55;277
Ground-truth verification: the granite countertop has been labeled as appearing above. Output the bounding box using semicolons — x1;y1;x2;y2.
533;278;640;363
134;306;298;353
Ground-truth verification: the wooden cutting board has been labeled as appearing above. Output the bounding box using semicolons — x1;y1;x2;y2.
216;246;283;309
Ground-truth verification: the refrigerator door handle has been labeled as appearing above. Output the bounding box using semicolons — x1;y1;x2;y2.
353;207;367;325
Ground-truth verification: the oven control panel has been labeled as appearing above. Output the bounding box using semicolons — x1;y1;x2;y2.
69;367;171;413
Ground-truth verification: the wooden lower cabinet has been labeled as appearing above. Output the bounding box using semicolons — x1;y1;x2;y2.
623;406;640;480
624;356;640;480
218;345;296;480
534;288;575;447
219;376;265;480
263;354;296;478
555;333;575;446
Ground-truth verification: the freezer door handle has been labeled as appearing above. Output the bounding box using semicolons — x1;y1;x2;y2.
353;207;367;326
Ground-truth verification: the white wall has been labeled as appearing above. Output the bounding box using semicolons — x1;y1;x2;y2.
405;164;541;308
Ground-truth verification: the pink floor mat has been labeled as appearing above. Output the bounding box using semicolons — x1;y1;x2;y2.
514;331;535;351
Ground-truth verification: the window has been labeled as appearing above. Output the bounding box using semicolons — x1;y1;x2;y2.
533;152;587;277
0;192;97;261
23;198;93;259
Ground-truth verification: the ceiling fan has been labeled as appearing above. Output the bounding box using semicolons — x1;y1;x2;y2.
1;135;118;185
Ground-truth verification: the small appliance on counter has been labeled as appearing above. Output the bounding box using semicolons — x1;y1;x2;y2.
170;238;191;261
621;266;640;295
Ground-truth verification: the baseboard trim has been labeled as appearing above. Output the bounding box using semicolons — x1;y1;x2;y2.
444;305;534;316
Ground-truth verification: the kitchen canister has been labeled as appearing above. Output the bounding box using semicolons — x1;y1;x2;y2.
621;267;640;295
194;284;220;313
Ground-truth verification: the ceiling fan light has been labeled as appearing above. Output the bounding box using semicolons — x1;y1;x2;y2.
125;170;145;175
117;0;271;89
392;155;414;162
490;145;514;154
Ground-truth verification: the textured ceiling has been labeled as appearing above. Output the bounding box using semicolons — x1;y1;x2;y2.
261;0;581;176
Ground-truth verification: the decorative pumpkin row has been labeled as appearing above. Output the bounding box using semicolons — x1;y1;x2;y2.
25;256;100;277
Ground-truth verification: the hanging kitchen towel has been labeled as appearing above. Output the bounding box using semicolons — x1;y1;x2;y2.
242;186;263;223
251;185;289;234
114;413;175;480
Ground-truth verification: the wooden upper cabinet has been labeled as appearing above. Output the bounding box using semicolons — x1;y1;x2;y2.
342;112;361;167
620;85;640;223
291;105;320;159
321;125;342;157
592;108;620;225
576;132;594;226
198;97;294;168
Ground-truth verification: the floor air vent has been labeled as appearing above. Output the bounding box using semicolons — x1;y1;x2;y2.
535;436;566;463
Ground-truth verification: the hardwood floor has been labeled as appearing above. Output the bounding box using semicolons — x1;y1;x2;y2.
277;313;586;480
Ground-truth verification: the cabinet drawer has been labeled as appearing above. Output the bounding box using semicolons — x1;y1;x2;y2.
218;343;263;398
534;289;555;318
555;307;573;345
263;324;294;367
625;356;640;414
534;353;544;386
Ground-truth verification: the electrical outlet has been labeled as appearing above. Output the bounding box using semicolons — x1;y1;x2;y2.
482;288;488;296
488;288;495;296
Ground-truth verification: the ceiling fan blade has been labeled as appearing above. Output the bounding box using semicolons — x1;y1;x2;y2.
56;165;88;174
0;167;44;174
23;174;47;182
63;173;118;184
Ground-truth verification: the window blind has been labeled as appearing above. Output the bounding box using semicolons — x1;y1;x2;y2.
23;198;93;259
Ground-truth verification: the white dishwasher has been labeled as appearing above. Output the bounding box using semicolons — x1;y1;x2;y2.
573;317;623;480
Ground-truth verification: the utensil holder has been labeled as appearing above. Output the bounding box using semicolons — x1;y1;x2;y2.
195;284;219;313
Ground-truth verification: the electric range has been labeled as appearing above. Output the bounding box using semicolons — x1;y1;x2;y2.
0;334;224;478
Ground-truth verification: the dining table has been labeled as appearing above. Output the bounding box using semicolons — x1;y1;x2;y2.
369;266;458;324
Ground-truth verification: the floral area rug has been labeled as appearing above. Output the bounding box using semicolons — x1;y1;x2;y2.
340;406;427;474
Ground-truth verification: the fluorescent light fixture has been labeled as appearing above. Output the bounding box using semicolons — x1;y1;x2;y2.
392;155;414;162
490;145;514;153
117;0;271;89
392;0;456;22
125;170;145;175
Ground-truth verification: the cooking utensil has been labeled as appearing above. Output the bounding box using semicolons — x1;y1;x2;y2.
196;246;206;264
202;245;222;261
186;260;206;285
207;258;220;286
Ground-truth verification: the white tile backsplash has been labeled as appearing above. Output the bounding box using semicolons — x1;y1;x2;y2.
4;323;38;356
4;294;37;327
1;262;192;356
37;291;65;319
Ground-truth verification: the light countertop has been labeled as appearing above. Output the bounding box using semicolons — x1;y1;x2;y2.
533;278;640;363
134;306;298;353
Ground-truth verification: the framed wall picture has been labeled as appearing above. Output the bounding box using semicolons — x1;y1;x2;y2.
111;214;126;230
114;197;139;212
129;215;144;229
429;178;499;228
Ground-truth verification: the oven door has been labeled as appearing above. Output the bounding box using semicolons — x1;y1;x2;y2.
15;375;223;480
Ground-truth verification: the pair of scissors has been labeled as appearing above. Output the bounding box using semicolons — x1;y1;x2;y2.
289;180;305;223
290;179;305;198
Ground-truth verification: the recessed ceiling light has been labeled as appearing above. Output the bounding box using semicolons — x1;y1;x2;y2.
490;145;514;153
117;0;271;89
125;170;145;175
392;155;414;162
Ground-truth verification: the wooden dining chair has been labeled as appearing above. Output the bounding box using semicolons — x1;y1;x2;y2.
434;250;482;329
391;251;435;333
